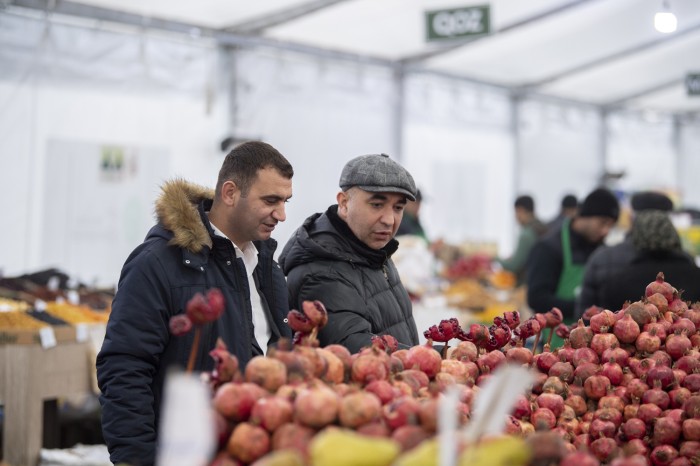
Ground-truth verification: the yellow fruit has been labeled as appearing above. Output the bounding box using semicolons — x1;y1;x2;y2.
309;428;400;466
458;435;530;466
251;449;306;466
393;438;438;466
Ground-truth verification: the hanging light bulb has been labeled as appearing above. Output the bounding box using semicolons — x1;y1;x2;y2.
654;0;677;33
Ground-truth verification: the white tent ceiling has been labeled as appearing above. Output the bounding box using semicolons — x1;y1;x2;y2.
6;0;700;115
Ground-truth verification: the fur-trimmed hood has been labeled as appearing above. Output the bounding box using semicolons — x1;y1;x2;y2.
154;179;214;253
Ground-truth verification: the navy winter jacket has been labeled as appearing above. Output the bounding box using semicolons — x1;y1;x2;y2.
96;180;291;466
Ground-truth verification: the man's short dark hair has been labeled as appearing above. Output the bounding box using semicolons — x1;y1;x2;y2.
216;141;293;197
514;195;535;213
561;194;578;209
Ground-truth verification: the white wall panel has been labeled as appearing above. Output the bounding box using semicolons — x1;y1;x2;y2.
233;50;396;252
403;75;515;256
0;81;227;285
518;100;603;220
606;114;676;192
679;123;700;210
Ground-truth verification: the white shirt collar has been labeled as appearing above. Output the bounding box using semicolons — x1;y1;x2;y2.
208;217;259;262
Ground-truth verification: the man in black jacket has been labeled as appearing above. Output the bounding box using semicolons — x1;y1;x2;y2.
279;153;420;353
96;141;294;466
526;188;619;322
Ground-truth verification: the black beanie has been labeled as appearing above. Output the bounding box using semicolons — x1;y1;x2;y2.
630;191;673;212
579;188;620;221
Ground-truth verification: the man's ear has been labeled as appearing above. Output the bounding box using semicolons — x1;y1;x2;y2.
336;190;349;218
220;180;240;207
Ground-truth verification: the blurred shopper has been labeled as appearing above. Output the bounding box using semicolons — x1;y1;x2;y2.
396;188;427;241
527;188;619;326
97;141;294;466
279;153;419;353
577;191;697;312
546;193;579;233
496;195;547;286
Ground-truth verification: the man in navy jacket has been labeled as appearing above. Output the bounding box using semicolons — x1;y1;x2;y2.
97;141;294;466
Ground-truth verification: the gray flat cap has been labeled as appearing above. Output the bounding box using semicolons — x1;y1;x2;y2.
339;153;417;201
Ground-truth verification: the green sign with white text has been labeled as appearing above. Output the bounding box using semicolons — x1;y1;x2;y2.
426;5;490;41
687;73;700;96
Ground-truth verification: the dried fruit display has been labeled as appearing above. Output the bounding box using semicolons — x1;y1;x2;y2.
0;310;48;329
45;301;109;324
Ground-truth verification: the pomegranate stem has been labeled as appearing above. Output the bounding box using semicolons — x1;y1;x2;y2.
186;326;201;373
532;331;541;355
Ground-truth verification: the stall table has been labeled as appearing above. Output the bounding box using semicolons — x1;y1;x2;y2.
1;341;92;466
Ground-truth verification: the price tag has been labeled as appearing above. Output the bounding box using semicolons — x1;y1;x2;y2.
35;299;47;312
156;372;215;466
47;276;60;291
67;290;80;305
39;326;57;349
76;323;89;342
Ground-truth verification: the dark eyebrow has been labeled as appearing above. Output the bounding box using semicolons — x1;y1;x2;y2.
368;193;407;205
263;194;292;202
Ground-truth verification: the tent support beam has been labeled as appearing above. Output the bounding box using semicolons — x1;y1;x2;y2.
392;68;405;162
10;0;397;68
673;115;682;195
518;21;700;91
603;78;683;110
222;0;350;34
598;109;609;188
510;94;522;197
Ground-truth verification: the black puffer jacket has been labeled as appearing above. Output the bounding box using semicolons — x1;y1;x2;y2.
279;206;419;353
526;222;601;320
578;237;700;314
96;180;291;466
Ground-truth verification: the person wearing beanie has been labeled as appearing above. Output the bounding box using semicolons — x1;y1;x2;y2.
546;193;579;233
497;195;547;286
279;153;419;353
630;191;674;212
526;188;620;346
576;190;696;313
396;188;428;241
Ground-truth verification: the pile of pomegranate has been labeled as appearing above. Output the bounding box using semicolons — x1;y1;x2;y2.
201;273;700;466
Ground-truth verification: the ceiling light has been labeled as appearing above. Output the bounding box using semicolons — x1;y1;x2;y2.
654;1;677;33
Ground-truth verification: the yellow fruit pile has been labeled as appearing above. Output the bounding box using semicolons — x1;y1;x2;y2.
46;301;110;324
0;297;30;312
0;311;47;329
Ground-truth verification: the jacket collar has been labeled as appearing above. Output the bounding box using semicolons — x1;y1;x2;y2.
155;179;215;254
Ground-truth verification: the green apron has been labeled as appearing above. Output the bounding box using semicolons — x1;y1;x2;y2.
550;218;585;349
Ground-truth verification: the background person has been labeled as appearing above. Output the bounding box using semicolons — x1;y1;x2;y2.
96;141;294;466
279;153;420;353
496;195;547;286
577;191;698;312
396;188;427;241
593;210;700;310
546;193;579;233
526;188;619;328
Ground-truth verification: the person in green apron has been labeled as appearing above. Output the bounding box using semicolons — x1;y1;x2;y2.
549;218;587;348
526;188;620;349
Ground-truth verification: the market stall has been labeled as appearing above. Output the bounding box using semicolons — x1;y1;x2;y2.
0;275;111;466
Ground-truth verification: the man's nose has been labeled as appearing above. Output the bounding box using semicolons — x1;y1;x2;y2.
272;204;286;222
380;209;395;226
